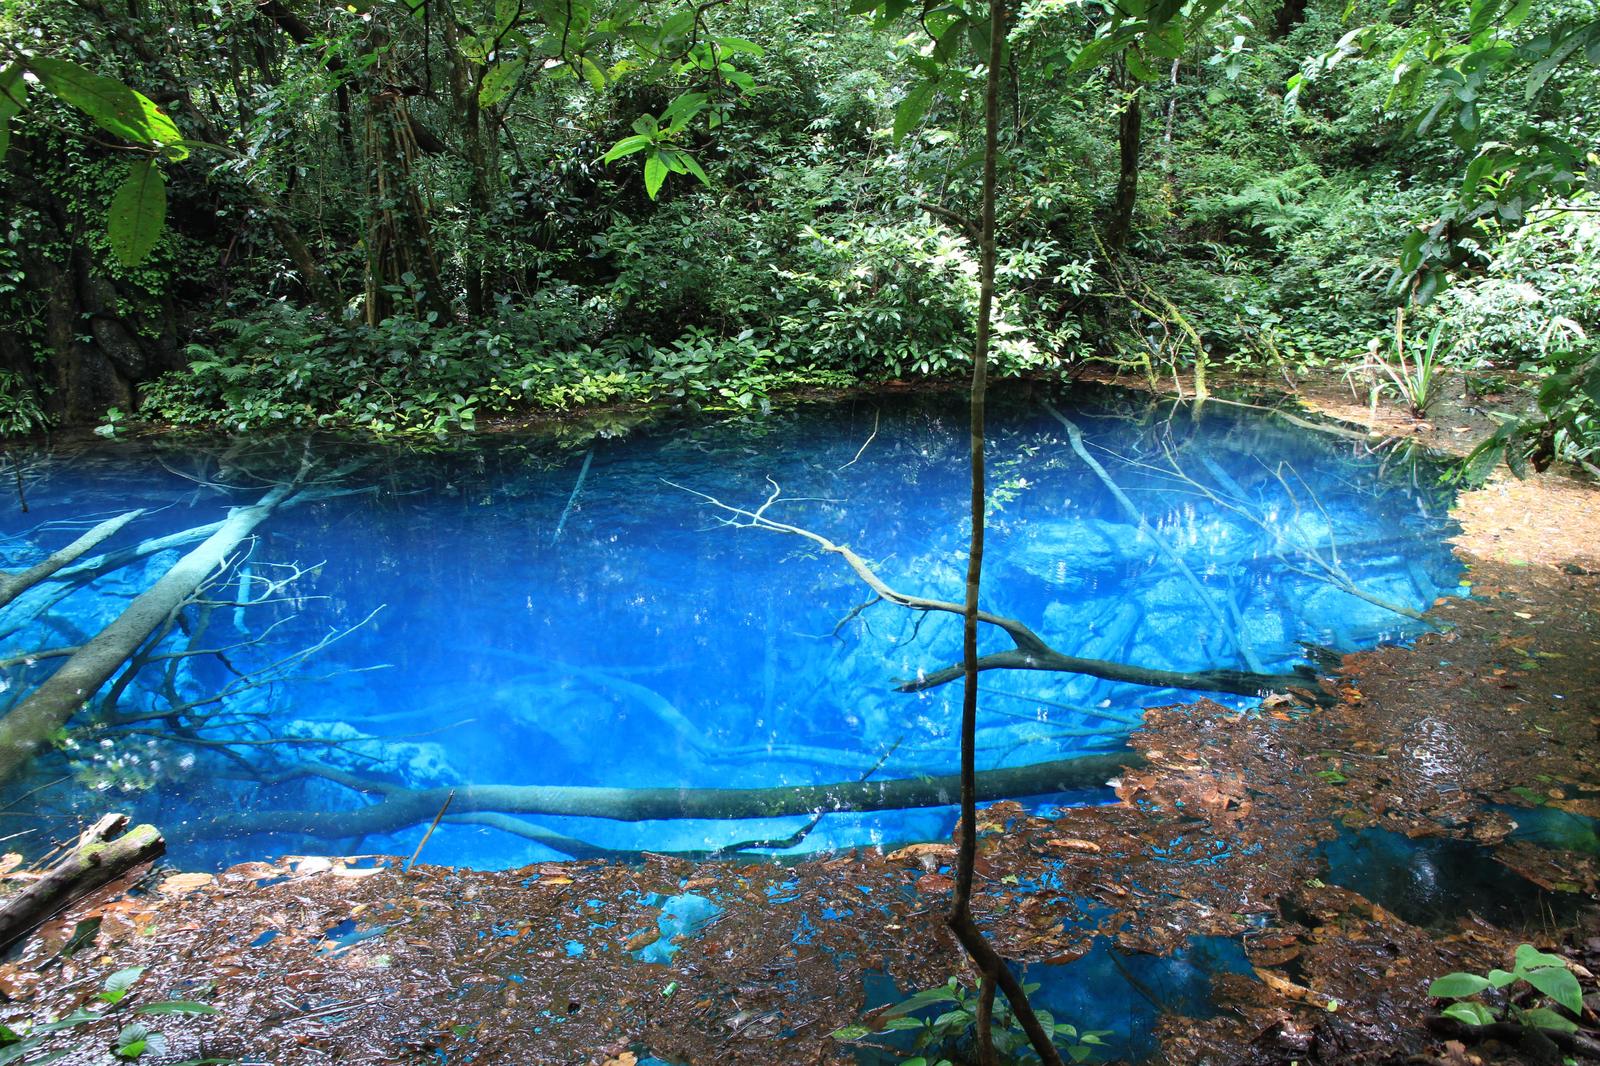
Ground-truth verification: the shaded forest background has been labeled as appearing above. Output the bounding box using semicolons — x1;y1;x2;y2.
1;0;1596;468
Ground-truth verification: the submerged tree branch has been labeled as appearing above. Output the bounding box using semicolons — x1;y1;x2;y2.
0;481;303;786
666;479;1322;702
0;510;144;609
182;749;1141;841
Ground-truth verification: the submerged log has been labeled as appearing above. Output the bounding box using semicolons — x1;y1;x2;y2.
0;814;164;950
0;483;298;786
0;510;144;609
188;749;1144;842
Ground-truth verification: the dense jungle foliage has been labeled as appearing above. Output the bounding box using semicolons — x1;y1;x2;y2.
0;0;1596;474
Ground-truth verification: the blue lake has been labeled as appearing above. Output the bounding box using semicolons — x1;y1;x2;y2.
0;382;1462;868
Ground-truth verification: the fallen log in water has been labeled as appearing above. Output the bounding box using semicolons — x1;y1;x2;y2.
0;814;164;950
0;482;299;786
186;749;1145;842
0;510;144;609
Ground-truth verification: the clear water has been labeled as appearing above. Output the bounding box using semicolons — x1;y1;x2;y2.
0;383;1461;868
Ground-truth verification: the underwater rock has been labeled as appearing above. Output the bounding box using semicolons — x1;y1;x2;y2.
285;720;461;786
1004;519;1143;588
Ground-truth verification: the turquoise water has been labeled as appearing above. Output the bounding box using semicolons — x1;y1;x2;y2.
0;383;1461;868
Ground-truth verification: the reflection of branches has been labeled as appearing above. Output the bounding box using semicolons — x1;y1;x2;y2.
665;477;1322;702
1044;402;1267;673
1107;433;1437;627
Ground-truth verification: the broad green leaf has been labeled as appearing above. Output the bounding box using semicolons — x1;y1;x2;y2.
1427;973;1490;998
1442;1001;1494;1027
108;160;167;268
1518;1006;1578;1033
1525;30;1587;102
680;152;710;187
1514;944;1569;972
602;134;651;161
829;1024;871;1040
0;65;25;164
28;58;185;159
1520;964;1583;1014
478;59;525;107
0;1037;44;1066
714;36;764;56
580;56;605;89
113;1022;150;1060
882;1016;926;1031
643;151;667;198
36;1007;102;1032
885;984;961;1014
101;966;148;1004
1486;968;1518;988
894;81;936;145
134;1001;220;1016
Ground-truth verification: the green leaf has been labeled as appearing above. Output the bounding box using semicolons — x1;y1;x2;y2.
36;1007;102;1033
114;1022;150;1060
28;58;185;159
643;151;667;199
478;59;525;107
829;1024;871;1040
1518;1006;1578;1033
602;134;652;162
894;81;936;145
1428;973;1491;998
714;36;764;56
1442;1001;1494;1027
100;966;148;1005
0;65;25;164
679;152;710;186
1520;964;1583;1015
1514;945;1569;973
134;1001;220;1016
579;56;605;89
108;160;167;268
1487;969;1518;988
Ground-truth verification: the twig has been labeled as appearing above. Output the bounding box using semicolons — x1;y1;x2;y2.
838;411;880;471
552;448;594;544
405;789;455;872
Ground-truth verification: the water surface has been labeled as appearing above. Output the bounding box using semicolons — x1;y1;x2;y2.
0;383;1461;867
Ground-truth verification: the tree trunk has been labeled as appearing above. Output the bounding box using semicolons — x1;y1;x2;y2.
0;510;144;609
1108;84;1142;253
1273;0;1308;39
186;749;1143;840
950;1;1067;1063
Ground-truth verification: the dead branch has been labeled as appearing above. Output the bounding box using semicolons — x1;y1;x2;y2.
0;813;164;950
0;510;145;609
665;479;1321;702
185;749;1142;841
0;480;304;786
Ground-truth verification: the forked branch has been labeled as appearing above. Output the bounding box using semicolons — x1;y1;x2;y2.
666;479;1324;702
